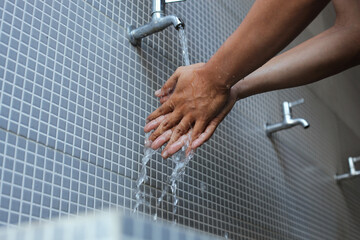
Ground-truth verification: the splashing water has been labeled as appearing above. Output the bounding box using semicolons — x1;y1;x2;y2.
178;27;190;66
168;135;194;216
133;132;156;213
200;181;207;195
162;27;193;219
133;27;193;220
156;133;194;222
157;188;167;206
134;132;194;218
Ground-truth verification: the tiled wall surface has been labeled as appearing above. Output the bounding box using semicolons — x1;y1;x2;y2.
1;0;359;239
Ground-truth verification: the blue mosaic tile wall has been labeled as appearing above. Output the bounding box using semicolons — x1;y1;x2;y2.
1;0;360;239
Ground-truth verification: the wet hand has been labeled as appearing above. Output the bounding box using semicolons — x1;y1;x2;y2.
145;63;233;158
145;88;237;156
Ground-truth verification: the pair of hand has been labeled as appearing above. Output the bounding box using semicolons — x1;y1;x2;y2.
144;63;238;158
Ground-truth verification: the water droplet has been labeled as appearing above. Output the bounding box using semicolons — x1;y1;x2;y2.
200;182;207;194
157;188;167;207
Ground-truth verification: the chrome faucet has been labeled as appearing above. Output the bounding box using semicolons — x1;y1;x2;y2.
335;156;360;182
127;0;186;46
265;98;309;136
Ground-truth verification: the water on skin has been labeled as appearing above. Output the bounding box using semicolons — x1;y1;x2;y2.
134;27;192;220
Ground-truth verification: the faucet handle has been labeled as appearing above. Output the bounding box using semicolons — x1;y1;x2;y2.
352;156;360;163
348;156;360;175
165;0;186;3
288;98;304;108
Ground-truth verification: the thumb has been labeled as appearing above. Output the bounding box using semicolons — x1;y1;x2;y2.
155;68;182;97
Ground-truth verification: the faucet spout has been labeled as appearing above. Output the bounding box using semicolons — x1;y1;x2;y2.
159;14;184;29
127;15;184;46
127;0;186;46
265;99;309;136
290;118;309;129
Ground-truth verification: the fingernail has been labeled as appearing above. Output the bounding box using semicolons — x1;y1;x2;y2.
162;151;169;158
155;89;161;95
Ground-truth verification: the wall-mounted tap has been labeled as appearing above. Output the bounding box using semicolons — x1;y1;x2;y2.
335;156;360;182
265;99;309;136
127;0;186;46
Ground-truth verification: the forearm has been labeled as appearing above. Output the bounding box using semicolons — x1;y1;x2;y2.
232;24;360;99
199;0;329;89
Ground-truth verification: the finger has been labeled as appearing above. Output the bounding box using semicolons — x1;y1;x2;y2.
144;114;167;133
149;111;182;142
185;144;195;157
159;95;171;104
146;100;175;122
163;134;189;158
190;120;208;147
167;115;193;146
191;100;234;148
191;123;217;149
155;67;182;97
156;88;173;99
155;88;173;98
151;129;172;150
161;116;193;158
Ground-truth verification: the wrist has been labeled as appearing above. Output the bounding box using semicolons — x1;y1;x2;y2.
231;78;252;101
198;62;236;91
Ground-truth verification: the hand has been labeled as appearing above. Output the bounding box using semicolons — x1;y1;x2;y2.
145;63;234;158
145;87;238;156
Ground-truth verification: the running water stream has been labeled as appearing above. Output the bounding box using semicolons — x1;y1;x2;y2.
133;26;192;222
178;27;190;66
133;132;155;212
156;133;194;220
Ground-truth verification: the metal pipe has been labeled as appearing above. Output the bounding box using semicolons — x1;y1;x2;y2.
335;156;360;182
265;99;309;136
127;0;185;46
